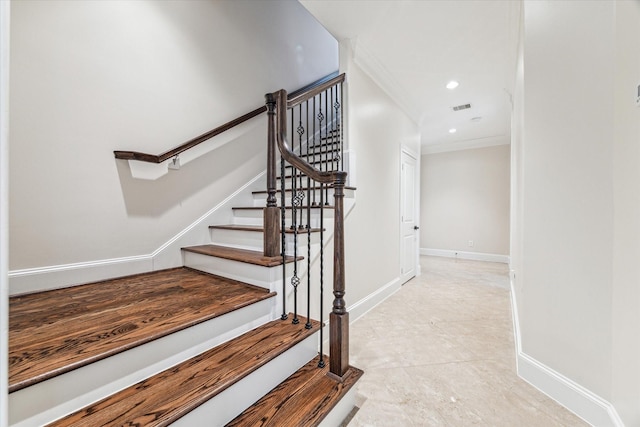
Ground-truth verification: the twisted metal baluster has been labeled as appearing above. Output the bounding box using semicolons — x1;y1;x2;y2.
318;180;325;368
312;97;318;207
280;152;287;321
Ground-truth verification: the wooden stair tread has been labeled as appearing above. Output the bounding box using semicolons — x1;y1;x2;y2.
9;268;275;392
226;356;363;427
48;317;321;427
210;224;323;233
182;244;301;266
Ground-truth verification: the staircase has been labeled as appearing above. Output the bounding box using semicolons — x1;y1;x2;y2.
8;74;362;426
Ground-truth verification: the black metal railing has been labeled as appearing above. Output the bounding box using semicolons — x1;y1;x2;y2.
264;73;349;379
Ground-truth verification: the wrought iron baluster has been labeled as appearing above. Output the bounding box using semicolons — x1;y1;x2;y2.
339;82;344;172
290;109;300;324
324;89;330;205
296;105;305;230
280;152;287;321
311;98;317;207
333;85;341;172
318;180;325;368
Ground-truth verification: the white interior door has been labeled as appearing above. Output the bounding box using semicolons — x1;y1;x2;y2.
400;150;418;283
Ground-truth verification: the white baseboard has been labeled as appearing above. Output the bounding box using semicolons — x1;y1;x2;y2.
8;256;153;296
348;277;402;324
509;277;624;427
323;276;402;351
420;248;510;264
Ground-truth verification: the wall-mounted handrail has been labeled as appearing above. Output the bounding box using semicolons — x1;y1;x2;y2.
113;71;340;164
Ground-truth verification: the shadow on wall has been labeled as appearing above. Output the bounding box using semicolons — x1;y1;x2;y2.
115;127;265;218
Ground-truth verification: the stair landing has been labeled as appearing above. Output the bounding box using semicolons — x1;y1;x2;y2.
9;267;275;392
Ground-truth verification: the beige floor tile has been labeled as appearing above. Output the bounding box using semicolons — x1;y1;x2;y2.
347;256;588;427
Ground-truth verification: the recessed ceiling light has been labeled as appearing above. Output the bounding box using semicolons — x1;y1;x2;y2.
449;128;457;133
446;81;459;90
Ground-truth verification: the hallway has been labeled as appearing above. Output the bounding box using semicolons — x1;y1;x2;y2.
346;256;588;426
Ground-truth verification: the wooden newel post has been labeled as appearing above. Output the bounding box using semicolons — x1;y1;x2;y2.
330;171;349;379
264;93;280;257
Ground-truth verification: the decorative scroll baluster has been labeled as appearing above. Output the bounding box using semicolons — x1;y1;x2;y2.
324;90;330;205
290;109;300;325
333;85;341;172
297;105;305;230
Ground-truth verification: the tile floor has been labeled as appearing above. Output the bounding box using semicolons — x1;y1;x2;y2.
346;256;588;426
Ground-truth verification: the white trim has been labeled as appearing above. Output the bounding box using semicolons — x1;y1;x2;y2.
348;277;402;324
509;277;624;427
422;134;510;155
323;276;402;351
420;248;510;264
352;39;421;125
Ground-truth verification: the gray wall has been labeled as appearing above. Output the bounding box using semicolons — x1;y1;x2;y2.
420;144;510;256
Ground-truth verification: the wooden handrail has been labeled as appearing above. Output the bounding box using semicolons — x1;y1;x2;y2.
113;71;341;164
269;89;347;186
287;73;345;109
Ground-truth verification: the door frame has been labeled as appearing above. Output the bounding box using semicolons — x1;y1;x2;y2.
399;146;420;284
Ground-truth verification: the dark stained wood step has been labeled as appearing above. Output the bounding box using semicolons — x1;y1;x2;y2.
182;244;301;267
9;268;275;392
48;316;321;427
210;224;323;234
226;356;363;427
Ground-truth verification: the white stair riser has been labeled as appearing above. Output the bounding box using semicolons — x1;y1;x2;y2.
9;298;274;427
252;189;340;207
232;209;334;229
183;251;292;291
173;332;319;426
318;383;359;427
209;228;321;253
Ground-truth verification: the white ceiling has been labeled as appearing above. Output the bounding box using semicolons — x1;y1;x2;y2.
299;0;519;152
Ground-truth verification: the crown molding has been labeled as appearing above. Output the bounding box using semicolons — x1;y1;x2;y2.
352;39;422;125
422;134;510;155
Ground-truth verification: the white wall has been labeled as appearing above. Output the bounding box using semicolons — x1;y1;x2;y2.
611;1;640;425
1;1;10;424
341;42;420;307
512;1;640;425
9;0;338;272
420;144;510;257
